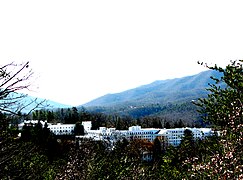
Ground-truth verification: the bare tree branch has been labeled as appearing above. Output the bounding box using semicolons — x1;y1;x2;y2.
0;61;47;116
0;62;29;88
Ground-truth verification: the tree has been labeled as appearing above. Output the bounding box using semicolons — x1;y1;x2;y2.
165;121;171;129
188;60;243;179
0;62;53;179
74;122;85;135
177;119;184;128
153;137;162;163
46;110;55;122
64;108;72;124
196;60;243;129
0;62;46;115
115;116;122;130
71;107;79;123
177;129;195;165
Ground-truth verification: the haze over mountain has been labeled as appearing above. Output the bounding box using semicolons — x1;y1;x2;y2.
82;70;223;108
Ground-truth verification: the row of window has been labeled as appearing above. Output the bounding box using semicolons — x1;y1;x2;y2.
128;131;153;135
167;130;184;134
51;130;74;133
50;126;74;129
168;136;183;140
131;135;153;139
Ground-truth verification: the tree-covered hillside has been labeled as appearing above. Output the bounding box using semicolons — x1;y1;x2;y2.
82;70;223;107
81;70;223;125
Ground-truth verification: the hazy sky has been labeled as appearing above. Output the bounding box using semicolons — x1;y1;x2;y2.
0;0;242;106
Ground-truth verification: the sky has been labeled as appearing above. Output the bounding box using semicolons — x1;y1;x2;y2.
0;0;242;106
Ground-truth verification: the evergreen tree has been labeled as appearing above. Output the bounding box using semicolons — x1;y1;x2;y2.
153;137;162;162
46;111;55;122
71;107;79;123
188;60;243;179
74;122;85;135
177;129;195;164
165;121;171;129
64;108;72;124
115;116;122;130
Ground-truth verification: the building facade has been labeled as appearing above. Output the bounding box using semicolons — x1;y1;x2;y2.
49;123;75;135
76;123;213;147
18;120;213;146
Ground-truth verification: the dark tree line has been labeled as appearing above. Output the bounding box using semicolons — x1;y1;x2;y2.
28;106;194;131
87;101;202;126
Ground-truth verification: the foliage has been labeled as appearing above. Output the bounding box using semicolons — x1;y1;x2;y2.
187;60;243;179
0;120;73;179
86;102;201;127
74;121;85;135
0;62;49;180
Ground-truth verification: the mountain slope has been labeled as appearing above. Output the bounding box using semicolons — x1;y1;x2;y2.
82;70;223;108
12;94;71;113
28;97;71;111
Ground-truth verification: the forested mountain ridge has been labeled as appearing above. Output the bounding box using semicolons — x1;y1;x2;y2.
82;70;223;107
79;70;223;125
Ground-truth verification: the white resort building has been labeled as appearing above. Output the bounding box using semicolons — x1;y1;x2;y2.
78;122;213;147
18;120;214;162
18;120;213;146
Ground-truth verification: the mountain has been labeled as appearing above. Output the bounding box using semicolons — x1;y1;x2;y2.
40;98;71;109
82;70;223;108
13;95;71;114
28;97;71;111
79;70;224;126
